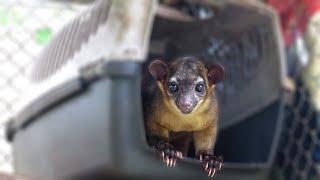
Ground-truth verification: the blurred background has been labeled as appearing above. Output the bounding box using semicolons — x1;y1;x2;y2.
0;0;86;172
1;0;320;179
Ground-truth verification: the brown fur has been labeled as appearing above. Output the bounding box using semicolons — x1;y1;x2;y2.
142;57;221;157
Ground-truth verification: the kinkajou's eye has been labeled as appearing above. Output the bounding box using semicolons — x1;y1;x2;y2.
169;83;179;93
195;83;205;93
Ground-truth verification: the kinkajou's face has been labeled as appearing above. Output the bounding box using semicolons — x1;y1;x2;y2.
148;57;224;114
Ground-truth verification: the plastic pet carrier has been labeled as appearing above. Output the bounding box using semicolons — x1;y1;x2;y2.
6;0;287;179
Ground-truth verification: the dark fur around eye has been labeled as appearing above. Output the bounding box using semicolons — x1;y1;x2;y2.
195;83;205;93
169;83;179;93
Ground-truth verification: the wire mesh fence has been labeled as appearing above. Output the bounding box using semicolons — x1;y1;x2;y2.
0;0;87;173
277;77;320;180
